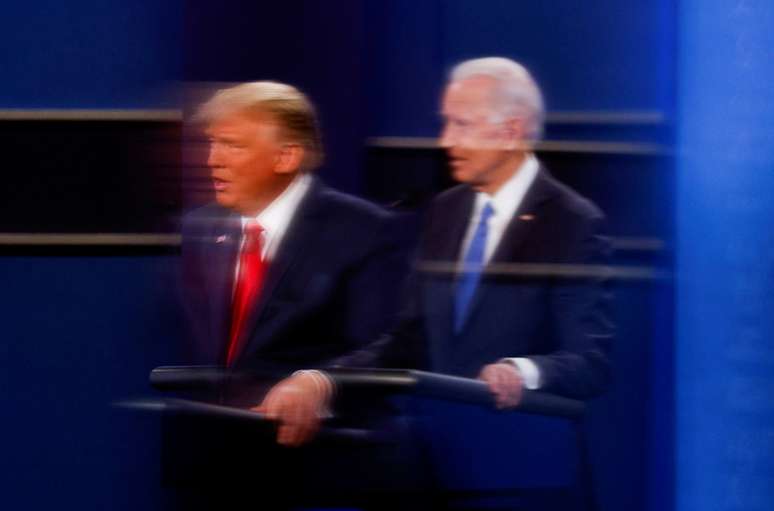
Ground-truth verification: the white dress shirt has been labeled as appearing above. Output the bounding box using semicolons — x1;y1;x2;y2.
458;154;543;389
233;173;312;284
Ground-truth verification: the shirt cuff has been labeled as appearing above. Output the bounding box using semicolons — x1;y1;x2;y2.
502;357;542;390
292;369;335;418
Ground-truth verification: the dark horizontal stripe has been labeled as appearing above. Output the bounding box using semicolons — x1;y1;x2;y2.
366;137;667;155
0;109;664;124
545;110;665;124
0;233;663;252
0;109;182;121
0;233;181;246
416;260;670;282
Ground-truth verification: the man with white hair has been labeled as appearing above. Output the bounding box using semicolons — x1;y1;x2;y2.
258;57;613;447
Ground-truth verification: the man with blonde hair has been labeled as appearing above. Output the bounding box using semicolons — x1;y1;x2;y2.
180;81;407;388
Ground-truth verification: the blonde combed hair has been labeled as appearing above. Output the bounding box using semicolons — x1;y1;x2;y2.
196;81;323;170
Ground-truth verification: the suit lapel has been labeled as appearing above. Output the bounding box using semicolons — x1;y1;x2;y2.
207;211;242;364
434;188;475;261
455;167;558;335
489;167;556;265
425;188;475;350
233;179;325;362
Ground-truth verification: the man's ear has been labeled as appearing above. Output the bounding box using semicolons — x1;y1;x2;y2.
503;116;527;140
502;117;529;150
274;143;305;175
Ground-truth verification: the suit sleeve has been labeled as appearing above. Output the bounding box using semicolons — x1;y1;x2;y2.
329;212;431;370
178;213;212;364
338;213;411;348
331;267;429;370
529;213;615;398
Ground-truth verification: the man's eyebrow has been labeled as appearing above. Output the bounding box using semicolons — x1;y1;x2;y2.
207;132;237;141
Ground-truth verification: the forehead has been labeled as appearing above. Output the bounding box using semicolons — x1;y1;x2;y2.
204;110;278;138
441;76;498;116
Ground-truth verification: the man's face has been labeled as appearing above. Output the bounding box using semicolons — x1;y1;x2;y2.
205;111;287;215
439;76;517;190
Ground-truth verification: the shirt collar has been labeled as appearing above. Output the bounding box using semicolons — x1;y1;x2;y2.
473;153;539;220
241;172;313;235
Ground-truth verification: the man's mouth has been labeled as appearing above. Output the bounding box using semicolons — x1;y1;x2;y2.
212;178;229;192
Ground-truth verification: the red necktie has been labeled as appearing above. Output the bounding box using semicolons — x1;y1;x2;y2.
225;221;267;366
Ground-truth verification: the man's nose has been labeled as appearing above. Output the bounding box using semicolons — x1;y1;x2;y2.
207;143;222;168
439;124;455;149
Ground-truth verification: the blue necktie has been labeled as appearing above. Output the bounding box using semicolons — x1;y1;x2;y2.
454;202;494;333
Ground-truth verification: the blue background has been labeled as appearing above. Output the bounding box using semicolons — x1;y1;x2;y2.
2;1;772;510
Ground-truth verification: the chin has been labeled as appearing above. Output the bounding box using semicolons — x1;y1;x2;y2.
451;168;474;184
214;192;236;210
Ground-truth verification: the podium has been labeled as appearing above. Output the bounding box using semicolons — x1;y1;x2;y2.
143;366;590;510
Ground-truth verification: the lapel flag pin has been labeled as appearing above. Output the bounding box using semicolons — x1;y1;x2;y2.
216;234;228;244
518;214;535;221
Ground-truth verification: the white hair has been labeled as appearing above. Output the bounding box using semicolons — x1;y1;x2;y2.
450;57;545;141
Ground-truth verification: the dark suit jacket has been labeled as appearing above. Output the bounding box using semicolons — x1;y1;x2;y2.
180;178;409;376
335;167;614;399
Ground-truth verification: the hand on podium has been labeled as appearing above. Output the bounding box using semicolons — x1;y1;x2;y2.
478;362;524;409
254;370;333;447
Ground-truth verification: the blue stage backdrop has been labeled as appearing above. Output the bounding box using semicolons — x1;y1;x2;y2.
0;1;181;108
676;2;774;511
0;2;684;511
